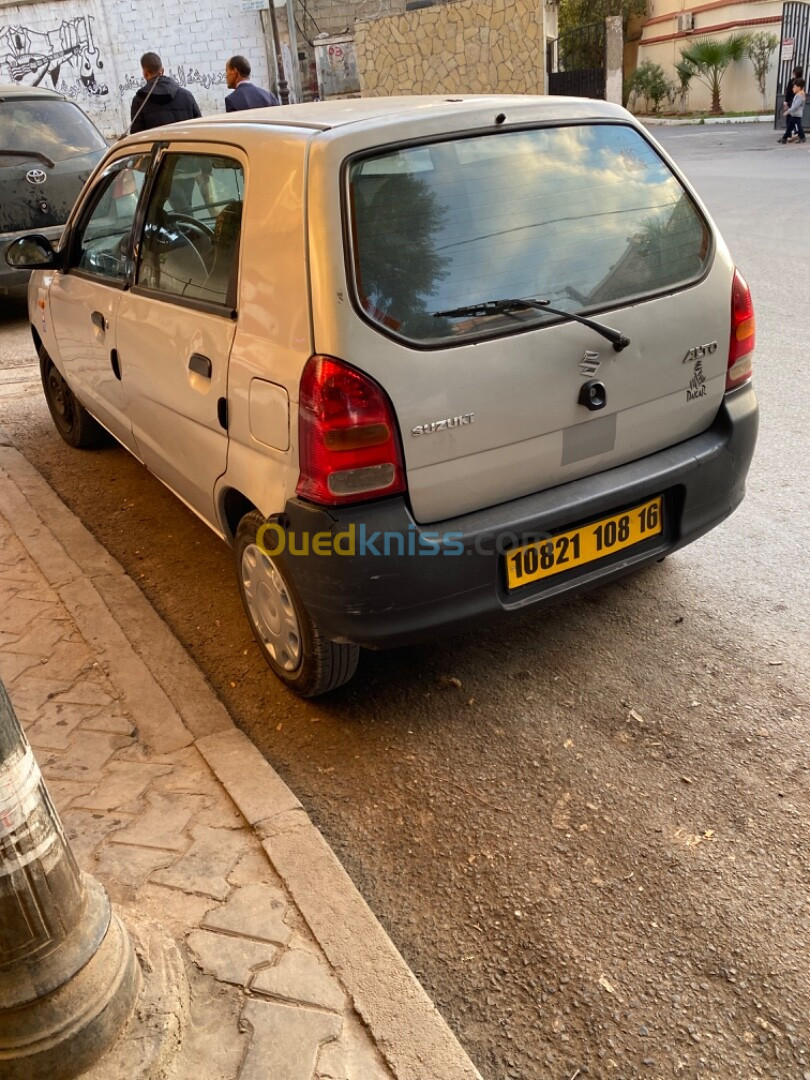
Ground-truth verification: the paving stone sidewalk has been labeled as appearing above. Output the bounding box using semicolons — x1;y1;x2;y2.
0;437;483;1080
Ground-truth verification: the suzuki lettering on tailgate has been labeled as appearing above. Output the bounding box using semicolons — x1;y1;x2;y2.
411;413;475;437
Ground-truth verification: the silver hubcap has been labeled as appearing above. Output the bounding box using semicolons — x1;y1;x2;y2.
241;545;302;672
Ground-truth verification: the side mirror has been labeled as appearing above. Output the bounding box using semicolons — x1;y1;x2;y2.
5;235;60;270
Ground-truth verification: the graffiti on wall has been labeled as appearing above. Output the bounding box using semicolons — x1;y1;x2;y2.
0;16;108;96
118;65;228;98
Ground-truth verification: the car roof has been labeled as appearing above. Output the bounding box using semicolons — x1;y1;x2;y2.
117;94;631;145
0;83;68;103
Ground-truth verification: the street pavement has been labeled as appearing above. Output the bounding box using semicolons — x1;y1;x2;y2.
0;428;482;1080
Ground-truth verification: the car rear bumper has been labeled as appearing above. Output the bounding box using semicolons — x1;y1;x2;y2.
274;385;758;649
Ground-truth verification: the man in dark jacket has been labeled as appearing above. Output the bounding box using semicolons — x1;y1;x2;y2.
130;52;201;133
224;55;279;111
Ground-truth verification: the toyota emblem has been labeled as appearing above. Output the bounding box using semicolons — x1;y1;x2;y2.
26;169;47;185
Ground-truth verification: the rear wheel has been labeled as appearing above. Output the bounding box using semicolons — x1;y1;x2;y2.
235;510;359;696
39;347;104;449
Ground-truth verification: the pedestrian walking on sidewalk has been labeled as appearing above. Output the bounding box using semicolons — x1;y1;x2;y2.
783;64;804;112
780;78;807;143
779;65;803;138
130;52;201;134
224;55;279;111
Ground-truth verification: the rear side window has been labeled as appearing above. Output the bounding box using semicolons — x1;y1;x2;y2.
349;123;711;344
0;100;105;164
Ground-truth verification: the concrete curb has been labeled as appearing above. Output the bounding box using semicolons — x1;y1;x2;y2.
640;114;773;127
0;435;482;1080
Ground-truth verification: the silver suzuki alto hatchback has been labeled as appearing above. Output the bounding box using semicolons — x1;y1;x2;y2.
7;96;758;696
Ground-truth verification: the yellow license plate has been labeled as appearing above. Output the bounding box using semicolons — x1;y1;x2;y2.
505;496;663;591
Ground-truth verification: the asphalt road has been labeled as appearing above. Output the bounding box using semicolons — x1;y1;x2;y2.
1;121;808;1080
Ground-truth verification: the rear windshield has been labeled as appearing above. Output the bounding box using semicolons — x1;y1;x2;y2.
348;123;711;345
0;99;106;165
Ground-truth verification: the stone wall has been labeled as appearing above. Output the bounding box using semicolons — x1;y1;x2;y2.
0;0;272;138
355;0;546;97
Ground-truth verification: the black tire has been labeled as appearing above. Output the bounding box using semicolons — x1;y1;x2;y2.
235;510;360;696
39;347;104;449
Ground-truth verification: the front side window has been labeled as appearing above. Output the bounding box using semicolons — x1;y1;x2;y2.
75;155;149;281
136;153;244;308
349;124;711;344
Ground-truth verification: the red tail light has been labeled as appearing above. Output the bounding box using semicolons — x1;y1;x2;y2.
727;269;755;391
297;355;406;505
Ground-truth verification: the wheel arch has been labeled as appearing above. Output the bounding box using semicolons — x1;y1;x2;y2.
219;487;260;546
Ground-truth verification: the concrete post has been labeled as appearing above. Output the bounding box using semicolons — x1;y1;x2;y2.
0;679;139;1079
605;15;624;105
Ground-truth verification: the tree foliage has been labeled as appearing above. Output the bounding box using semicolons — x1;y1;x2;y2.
628;61;672;113
679;35;751;114
673;58;696;112
559;0;647;37
747;32;779;106
355;174;449;337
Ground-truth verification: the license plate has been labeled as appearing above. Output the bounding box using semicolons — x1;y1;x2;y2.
505;496;663;591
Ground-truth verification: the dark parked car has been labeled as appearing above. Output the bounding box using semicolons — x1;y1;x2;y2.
0;84;106;299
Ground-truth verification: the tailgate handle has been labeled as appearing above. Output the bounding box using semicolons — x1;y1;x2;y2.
189;353;212;378
579;380;607;411
90;310;107;332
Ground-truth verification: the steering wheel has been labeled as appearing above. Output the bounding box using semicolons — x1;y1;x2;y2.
167;213;215;242
160;213;213;282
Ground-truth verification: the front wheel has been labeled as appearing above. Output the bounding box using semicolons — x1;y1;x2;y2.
235;510;359;696
39;347;104;449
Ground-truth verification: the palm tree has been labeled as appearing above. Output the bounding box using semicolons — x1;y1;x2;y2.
679;35;751;114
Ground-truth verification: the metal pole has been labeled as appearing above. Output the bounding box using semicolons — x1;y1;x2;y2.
284;0;302;103
0;679;139;1079
261;3;290;104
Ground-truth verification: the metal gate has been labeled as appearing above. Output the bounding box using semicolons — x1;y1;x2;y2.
775;2;810;127
547;21;606;99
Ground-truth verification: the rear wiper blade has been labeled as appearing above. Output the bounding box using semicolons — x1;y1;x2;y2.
433;297;630;353
0;149;55;167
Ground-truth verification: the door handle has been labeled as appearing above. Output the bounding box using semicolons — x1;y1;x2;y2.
90;310;107;332
189;353;212;378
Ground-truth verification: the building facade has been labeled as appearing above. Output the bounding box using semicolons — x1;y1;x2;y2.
2;0;559;131
0;0;276;138
634;0;783;112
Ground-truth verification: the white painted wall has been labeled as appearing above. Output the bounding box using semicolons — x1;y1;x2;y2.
0;0;272;137
635;34;781;114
